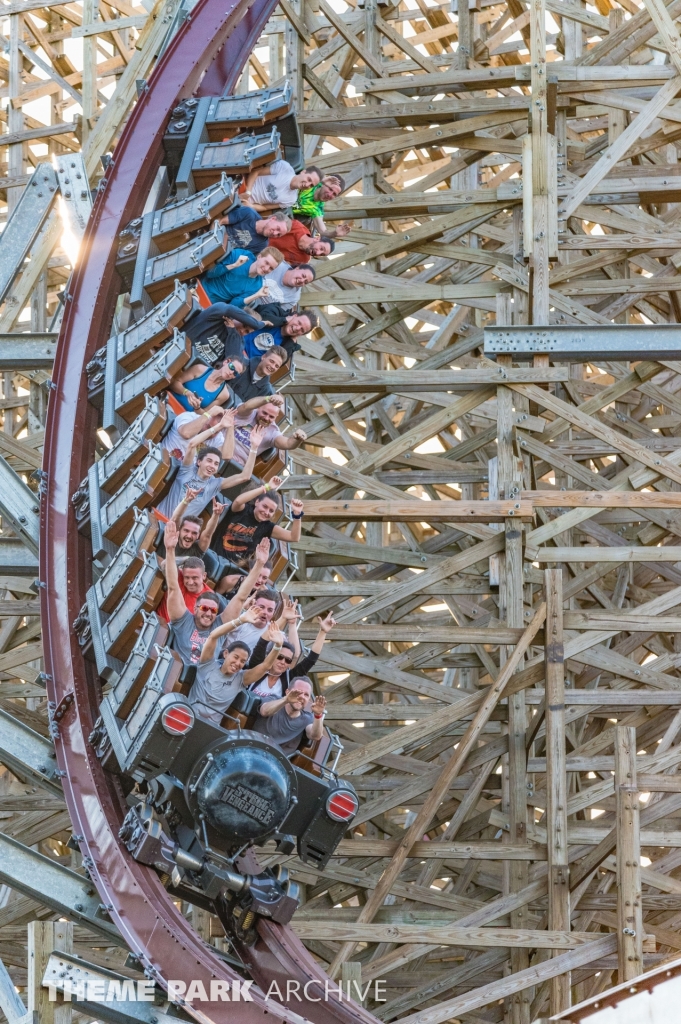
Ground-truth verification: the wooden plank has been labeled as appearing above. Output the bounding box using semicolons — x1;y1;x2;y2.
332;841;543;860
323;187;523;216
293;922;596;946
304;283;505;304
27;921;72;1024
301;500;533;521
616;727;643;980
530;547;681;562
554;278;681;294
295;581;491;596
0;122;77;147
544;568;570;1016
324;692;681;716
300;624;528;642
637;774;681;791
287;368;567;393
0;0;88;16
524;490;681;507
562;613;681;631
279;0;311;44
363;64;675;92
559;234;681;248
0;601;40;616
71;14;147;36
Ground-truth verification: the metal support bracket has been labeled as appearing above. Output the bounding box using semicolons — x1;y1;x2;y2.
0;707;62;795
0;163;59;305
0;833;122;944
484;324;681;361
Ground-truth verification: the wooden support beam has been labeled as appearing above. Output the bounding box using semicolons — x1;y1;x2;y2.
616;727;643;982
293;922;599;946
530;547;681;561
524;491;681;508
0;956;25;1023
279;0;311;45
27;921;72;1024
331;840;546;860
300;499;533;521
285;368;568;393
545;568;570;1016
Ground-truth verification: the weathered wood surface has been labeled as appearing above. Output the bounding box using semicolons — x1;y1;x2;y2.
301;499;533;521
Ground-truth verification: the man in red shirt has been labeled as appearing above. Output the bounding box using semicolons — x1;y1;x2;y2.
156;556;219;622
270;220;334;264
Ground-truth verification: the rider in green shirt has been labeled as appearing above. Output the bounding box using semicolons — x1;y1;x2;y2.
292;174;352;239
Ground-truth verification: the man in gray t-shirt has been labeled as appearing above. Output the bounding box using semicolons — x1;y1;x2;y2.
158;461;226;520
156;422;264;520
171;606;225;666
254;677;326;755
164;521;231;666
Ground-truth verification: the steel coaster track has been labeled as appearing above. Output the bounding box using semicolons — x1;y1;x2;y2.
38;3;379;1020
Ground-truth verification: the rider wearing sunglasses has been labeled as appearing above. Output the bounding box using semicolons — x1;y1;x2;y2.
247;611;336;700
165;520;261;665
170;355;245;412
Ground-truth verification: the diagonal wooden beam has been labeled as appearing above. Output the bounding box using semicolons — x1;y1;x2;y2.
83;0;180;178
375;14;439;73
318;0;385;77
336;533;503;623
511;381;681;489
315;205;507;279
559;76;681;219
642;0;681;74
328;603;546;975
397;934;617;1024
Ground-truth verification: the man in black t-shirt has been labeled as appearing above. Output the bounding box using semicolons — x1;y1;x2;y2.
184;302;262;366
248;613;336;698
155;515;205;560
202;481;304;567
231;349;288;403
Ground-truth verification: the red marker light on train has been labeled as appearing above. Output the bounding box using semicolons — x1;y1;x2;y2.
161;705;194;735
326;790;358;822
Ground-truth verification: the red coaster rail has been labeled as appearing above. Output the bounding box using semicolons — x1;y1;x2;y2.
38;3;379;1021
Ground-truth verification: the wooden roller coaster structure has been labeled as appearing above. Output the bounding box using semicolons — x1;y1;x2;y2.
38;2;384;1023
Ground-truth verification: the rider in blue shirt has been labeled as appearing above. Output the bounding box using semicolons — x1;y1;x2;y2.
242;310;319;362
200;248;282;307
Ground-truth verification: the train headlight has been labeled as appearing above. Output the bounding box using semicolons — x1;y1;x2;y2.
162;704;194;735
326;790;358;823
